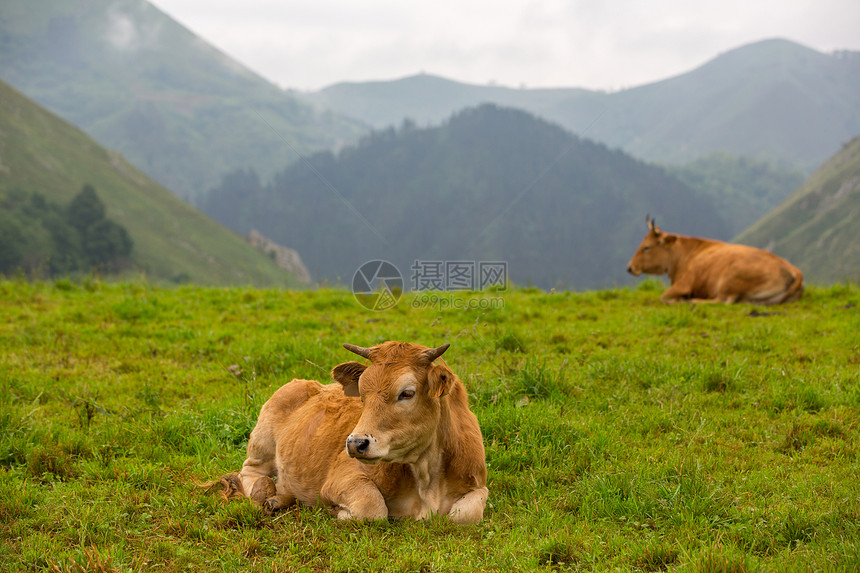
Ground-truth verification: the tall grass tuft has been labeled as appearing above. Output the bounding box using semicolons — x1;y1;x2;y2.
512;358;568;401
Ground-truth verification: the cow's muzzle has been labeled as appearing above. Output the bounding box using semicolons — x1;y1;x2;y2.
346;434;375;459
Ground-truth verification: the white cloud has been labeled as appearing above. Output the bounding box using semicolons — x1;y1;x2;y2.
148;0;860;91
106;10;139;50
106;2;164;52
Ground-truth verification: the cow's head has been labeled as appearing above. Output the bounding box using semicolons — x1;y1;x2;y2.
331;341;454;465
626;216;677;276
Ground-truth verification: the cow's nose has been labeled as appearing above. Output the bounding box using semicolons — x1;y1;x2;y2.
626;265;634;274
346;435;371;457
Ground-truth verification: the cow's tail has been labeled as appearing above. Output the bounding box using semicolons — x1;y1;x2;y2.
776;268;804;304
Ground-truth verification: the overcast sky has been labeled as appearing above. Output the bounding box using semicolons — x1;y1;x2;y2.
150;0;860;92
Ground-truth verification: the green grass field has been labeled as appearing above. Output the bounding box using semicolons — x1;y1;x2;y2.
1;279;859;572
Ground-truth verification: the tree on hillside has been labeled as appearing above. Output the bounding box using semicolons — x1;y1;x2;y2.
82;218;133;270
0;185;133;278
0;189;55;276
67;184;106;231
0;210;29;271
67;184;133;271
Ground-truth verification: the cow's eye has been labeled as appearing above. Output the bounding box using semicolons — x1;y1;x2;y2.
642;246;651;252
398;389;415;401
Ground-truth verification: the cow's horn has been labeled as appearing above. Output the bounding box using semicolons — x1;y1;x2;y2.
343;343;372;359
646;214;655;230
424;343;450;362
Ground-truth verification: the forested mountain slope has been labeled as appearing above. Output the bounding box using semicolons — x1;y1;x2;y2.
202;105;729;289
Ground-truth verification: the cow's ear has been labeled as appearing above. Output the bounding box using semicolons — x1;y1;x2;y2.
427;363;455;399
661;234;677;245
332;361;365;397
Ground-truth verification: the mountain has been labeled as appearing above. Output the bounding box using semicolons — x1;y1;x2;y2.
735;136;860;284
304;73;588;132
584;39;860;170
0;0;364;201
301;39;860;171
201;104;729;290
667;153;805;237
0;79;305;287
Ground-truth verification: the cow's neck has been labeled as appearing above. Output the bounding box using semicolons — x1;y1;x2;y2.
405;379;481;518
668;235;720;283
408;438;445;518
405;386;464;517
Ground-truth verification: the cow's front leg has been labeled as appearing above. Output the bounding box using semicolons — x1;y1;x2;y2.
660;279;694;304
322;472;388;520
330;492;387;520
448;487;488;525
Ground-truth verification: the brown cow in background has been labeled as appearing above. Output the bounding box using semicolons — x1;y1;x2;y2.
627;217;804;305
217;341;488;524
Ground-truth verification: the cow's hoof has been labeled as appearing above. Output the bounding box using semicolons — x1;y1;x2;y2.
327;504;351;519
219;473;245;500
249;476;276;506
334;507;352;520
263;496;287;515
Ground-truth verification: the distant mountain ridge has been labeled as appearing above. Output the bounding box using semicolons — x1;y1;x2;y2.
201;104;729;290
0;0;364;200
0;79;305;287
736;137;860;284
3;1;851;203
302;39;860;171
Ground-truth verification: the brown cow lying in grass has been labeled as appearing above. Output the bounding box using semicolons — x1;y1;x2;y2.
627;218;804;305
217;341;488;524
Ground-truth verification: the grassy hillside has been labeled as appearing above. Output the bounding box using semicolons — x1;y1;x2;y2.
0;0;364;200
735;137;860;284
1;279;858;571
0;80;303;287
202;104;729;290
667;153;805;237
302;39;860;171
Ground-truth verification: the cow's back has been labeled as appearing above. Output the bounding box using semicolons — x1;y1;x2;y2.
686;243;803;303
259;380;363;505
